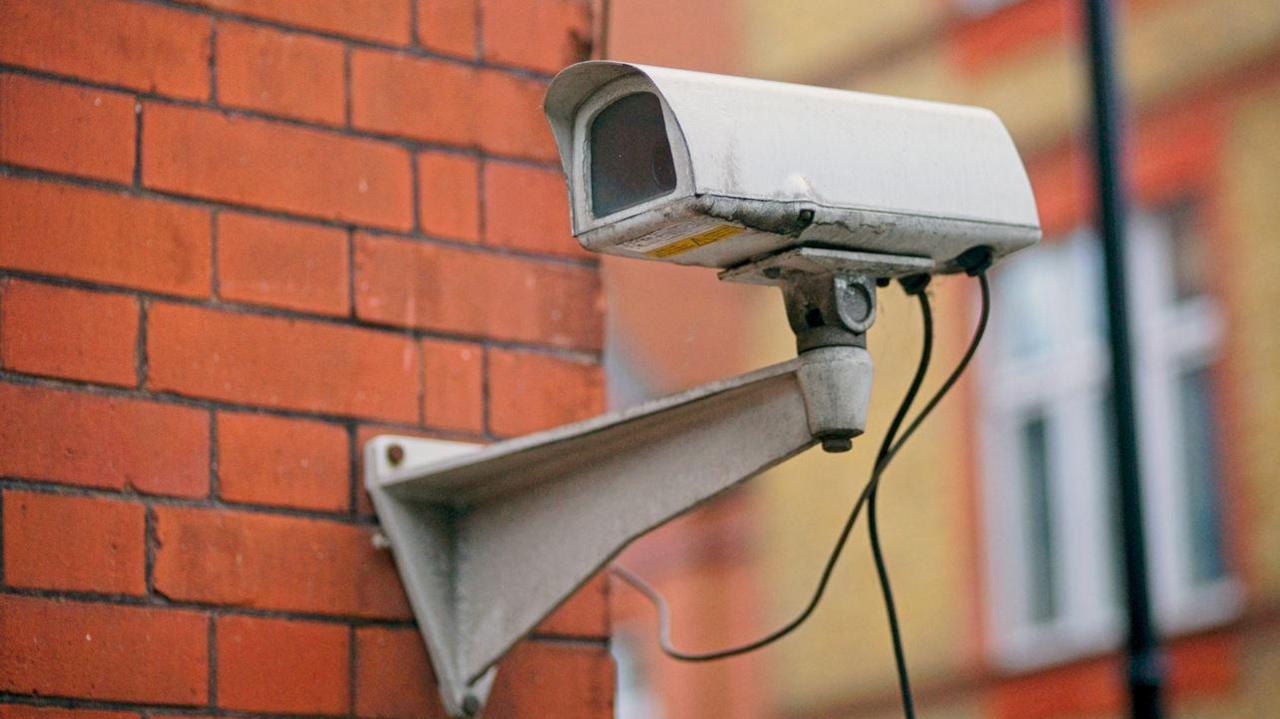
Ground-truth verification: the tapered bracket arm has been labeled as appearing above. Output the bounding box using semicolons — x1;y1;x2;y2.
364;345;873;717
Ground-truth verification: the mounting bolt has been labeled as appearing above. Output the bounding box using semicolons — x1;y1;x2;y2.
819;433;854;453
762;267;782;280
386;444;405;467
462;694;481;717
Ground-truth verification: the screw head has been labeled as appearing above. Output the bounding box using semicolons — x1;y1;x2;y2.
833;276;875;332
763;267;782;280
462;694;482;716
386;444;405;467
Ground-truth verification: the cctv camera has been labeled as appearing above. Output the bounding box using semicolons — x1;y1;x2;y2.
373;66;1047;719
544;61;1041;276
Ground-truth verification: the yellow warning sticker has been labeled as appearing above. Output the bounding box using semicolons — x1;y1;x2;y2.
645;225;745;259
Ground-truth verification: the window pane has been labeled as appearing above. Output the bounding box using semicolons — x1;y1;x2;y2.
1165;201;1210;304
590;92;677;218
1096;392;1127;608
1073;232;1108;342
1020;414;1059;623
1177;366;1227;584
996;248;1059;362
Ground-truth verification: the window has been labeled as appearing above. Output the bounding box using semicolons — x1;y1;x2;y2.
979;204;1238;669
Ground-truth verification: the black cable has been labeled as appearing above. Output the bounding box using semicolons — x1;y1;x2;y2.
611;267;992;682
886;271;991;468
865;269;990;717
866;284;934;719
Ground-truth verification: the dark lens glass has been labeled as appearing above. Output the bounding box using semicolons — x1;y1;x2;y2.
589;93;677;217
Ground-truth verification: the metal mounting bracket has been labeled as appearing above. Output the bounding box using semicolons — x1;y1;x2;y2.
724;247;932;353
365;347;873;717
364;247;926;717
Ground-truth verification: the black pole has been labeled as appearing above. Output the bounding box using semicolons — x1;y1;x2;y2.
1082;1;1166;717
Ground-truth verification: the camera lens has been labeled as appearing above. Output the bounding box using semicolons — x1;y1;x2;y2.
590;92;678;217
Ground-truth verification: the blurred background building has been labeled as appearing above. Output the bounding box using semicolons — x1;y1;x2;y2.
602;1;1280;717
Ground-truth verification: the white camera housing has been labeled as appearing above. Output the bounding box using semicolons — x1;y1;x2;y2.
544;61;1041;275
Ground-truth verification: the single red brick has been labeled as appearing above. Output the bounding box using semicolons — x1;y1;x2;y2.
216;615;350;714
416;0;477;58
217;411;350;512
354;233;602;350
420;338;484;433
185;0;411;45
0;382;209;497
0;595;208;704
481;0;590;74
485;641;614;719
350;49;475;146
216;20;345;125
147;303;419;422
216;212;351;316
487;348;603;436
476;70;557;161
152;504;410;618
3;490;147;595
0;0;210;100
354;626;446;719
0;73;136;183
350;53;555;162
142;103;413;230
0;705;139;719
483;161;583;258
535;573;608;638
0;280;139;387
0;176;212;297
418;150;481;242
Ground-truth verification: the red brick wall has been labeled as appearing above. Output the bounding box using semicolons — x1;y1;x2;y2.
0;0;612;717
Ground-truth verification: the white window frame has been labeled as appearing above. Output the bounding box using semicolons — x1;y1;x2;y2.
978;207;1241;671
612;624;665;719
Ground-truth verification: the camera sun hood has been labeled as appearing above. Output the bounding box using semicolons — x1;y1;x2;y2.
544;61;1041;274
